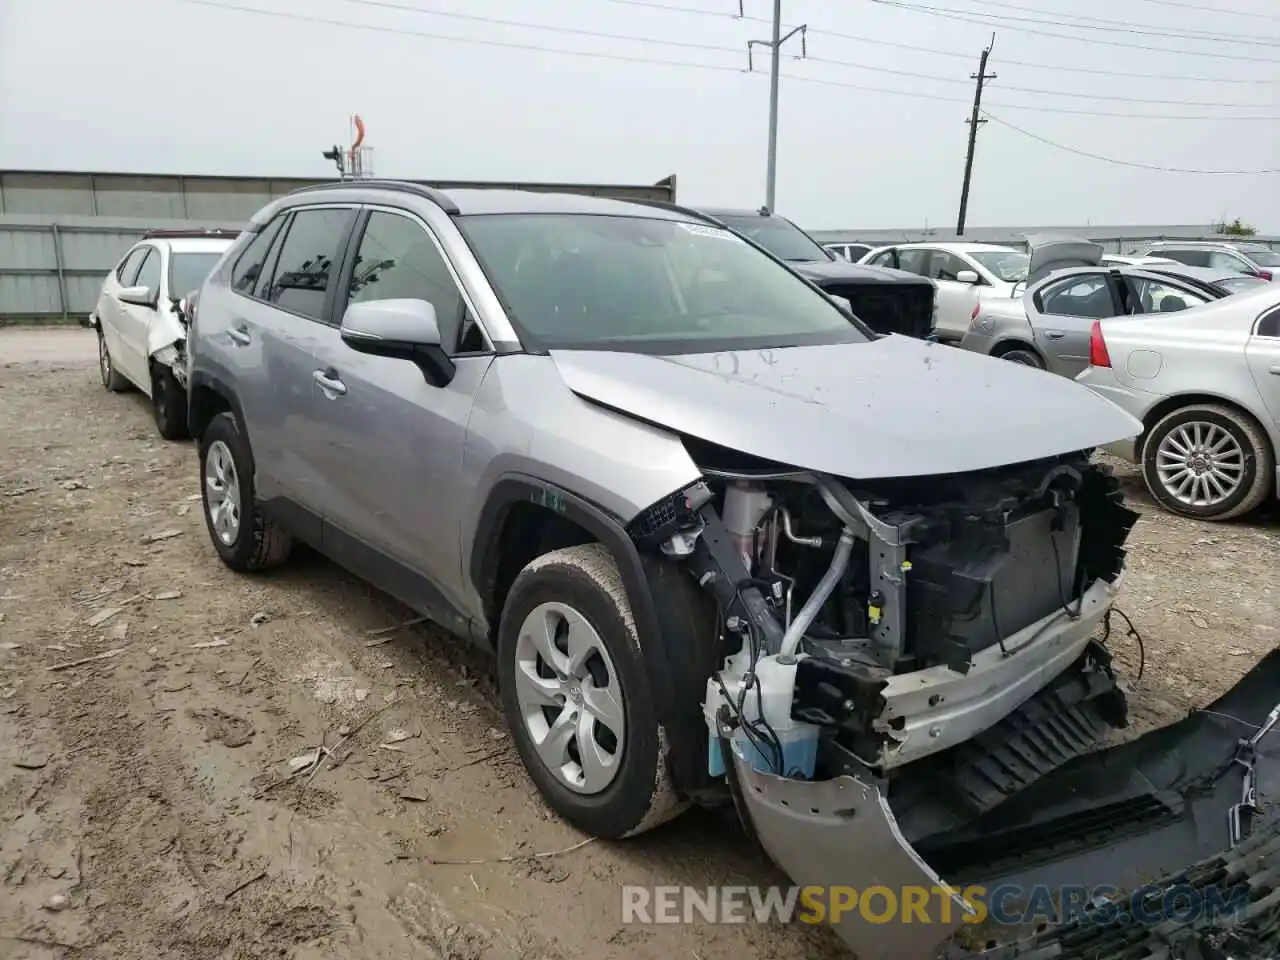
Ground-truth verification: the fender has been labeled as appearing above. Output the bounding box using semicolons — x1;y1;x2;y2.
187;368;248;442
470;475;711;801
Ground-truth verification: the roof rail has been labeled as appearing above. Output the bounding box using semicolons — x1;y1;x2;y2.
142;227;242;240
285;179;460;215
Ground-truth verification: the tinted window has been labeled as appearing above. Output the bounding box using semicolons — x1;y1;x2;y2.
169;252;222;300
265;208;352;321
134;248;161;295
1124;277;1209;313
714;215;830;262
1157;249;1212;268
347;212;481;353
458;213;869;353
116;247;147;284
896;249;930;275
232;214;287;295
1258;307;1280;338
1039;276;1115;318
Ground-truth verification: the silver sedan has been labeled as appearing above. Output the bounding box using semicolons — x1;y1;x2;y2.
1077;284;1280;521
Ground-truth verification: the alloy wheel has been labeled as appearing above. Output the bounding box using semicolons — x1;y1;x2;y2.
204;440;242;545
1155;421;1246;509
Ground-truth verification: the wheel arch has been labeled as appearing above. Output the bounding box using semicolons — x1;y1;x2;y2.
990;337;1043;362
187;371;245;443
1137;392;1275;464
470;475;714;802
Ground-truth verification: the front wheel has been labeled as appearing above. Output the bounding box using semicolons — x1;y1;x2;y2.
497;544;684;839
1141;403;1274;521
151;363;190;442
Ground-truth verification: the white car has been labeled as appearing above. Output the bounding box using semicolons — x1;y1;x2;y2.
858;242;1029;342
1077;282;1280;521
91;230;237;440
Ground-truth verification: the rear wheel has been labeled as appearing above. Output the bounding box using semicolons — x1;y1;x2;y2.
151;363;190;441
199;411;293;571
98;329;128;392
997;345;1045;369
1141;404;1274;521
497;544;684;839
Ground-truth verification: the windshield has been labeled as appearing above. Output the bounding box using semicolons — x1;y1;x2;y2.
713;215;831;262
458;214;870;353
1218;275;1269;293
168;252;223;299
968;250;1030;283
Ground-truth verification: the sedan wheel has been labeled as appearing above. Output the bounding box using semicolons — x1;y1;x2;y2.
98;330;128;392
1142;404;1274;521
998;347;1045;369
204;439;242;546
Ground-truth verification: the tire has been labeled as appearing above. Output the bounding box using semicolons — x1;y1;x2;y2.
1141;403;1274;521
151;363;190;442
98;329;129;392
198;411;293;572
497;543;684;839
996;345;1045;369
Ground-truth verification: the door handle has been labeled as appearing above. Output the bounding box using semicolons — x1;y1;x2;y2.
312;369;347;396
228;324;251;346
1045;331;1065;340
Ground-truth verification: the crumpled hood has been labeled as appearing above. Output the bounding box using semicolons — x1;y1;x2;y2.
551;337;1142;479
789;259;933;287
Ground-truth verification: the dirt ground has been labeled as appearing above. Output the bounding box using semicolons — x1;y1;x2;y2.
2;328;1277;959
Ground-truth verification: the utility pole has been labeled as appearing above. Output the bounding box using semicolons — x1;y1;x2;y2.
956;34;996;237
746;0;806;213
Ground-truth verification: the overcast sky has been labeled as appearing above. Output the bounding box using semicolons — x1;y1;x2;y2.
1;0;1276;231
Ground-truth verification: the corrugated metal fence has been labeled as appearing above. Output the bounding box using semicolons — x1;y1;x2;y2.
0;215;243;323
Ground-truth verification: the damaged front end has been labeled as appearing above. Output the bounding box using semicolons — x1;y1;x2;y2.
630;444;1280;959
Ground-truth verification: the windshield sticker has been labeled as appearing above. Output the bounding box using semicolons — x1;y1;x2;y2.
679;223;745;242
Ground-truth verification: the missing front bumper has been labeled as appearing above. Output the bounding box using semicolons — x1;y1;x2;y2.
732;650;1280;960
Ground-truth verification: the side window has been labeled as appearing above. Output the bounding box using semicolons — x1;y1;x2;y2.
231;213;287;296
868;249;895;268
1124;277;1209;314
1257;306;1280;338
346;211;484;353
1038;275;1115;318
896;249;930;275
927;251;970;282
1161;249;1211;268
265;208;353;321
115;247;147;285
1209;251;1249;274
134;248;161;296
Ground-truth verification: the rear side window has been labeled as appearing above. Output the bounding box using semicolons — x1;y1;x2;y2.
115;247;147;284
1158;249;1211;268
1258;307;1280;338
264;208;353;322
1038;275;1116;318
231;214;287;295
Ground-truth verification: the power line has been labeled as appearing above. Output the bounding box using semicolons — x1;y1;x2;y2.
865;0;1280;61
943;0;1280;45
598;0;1280;83
176;0;1280;119
317;0;1278;109
983;112;1280;175
1122;0;1280;20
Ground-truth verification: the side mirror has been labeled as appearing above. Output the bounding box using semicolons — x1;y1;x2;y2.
119;285;156;307
340;298;455;387
956;270;980;285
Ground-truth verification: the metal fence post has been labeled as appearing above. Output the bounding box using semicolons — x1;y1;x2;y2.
50;224;69;321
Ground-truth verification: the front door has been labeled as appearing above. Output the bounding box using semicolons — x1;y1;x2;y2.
306;207;493;618
116;245;162;389
925;249;983;341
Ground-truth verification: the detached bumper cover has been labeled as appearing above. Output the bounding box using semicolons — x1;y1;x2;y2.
734;650;1280;960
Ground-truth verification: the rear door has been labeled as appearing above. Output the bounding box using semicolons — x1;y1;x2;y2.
1026;272;1124;377
1245;305;1280;431
227;205;356;517
1119;273;1213;316
305;206;494;614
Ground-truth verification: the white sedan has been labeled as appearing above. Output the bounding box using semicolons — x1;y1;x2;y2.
1077;282;1280;521
91;230;236;440
858;241;1029;341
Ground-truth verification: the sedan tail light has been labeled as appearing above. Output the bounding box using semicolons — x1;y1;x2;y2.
1088;320;1112;368
1257;270;1273;281
969;303;981;329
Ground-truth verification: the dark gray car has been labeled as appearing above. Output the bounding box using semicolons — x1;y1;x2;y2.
695;207;938;339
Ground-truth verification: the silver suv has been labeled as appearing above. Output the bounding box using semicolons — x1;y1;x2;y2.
187;180;1155;956
1138;241;1279;281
